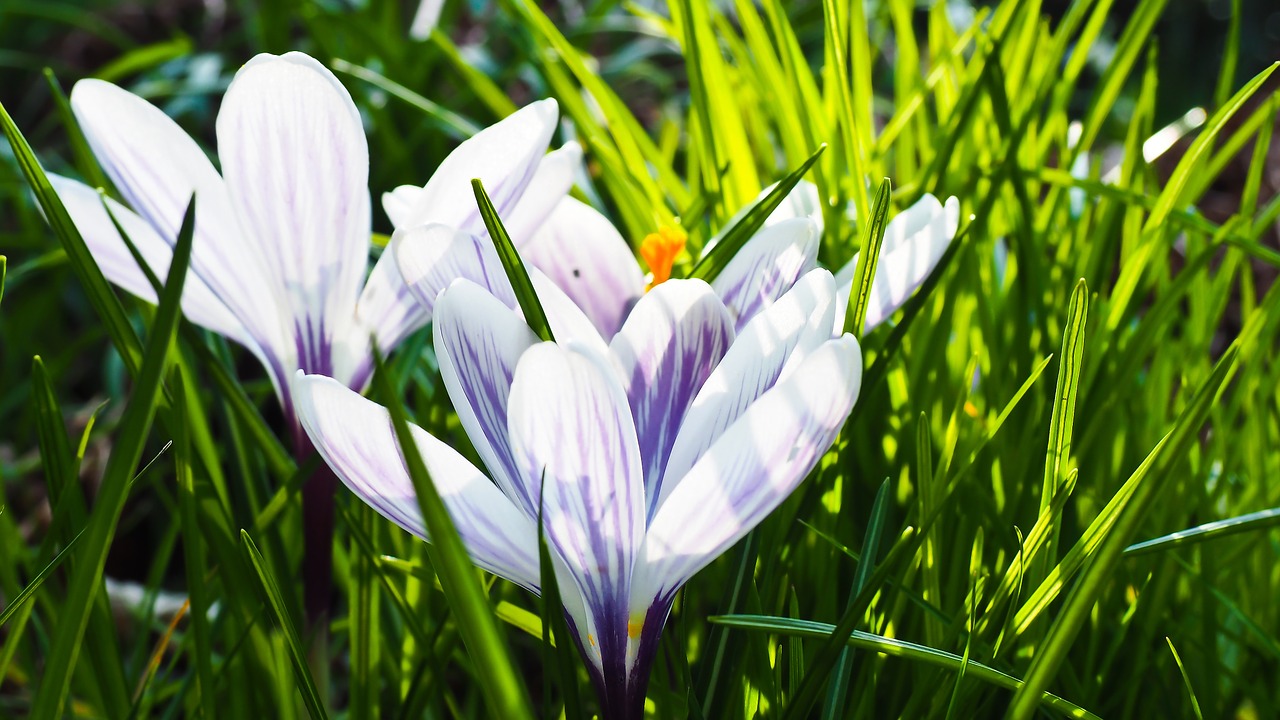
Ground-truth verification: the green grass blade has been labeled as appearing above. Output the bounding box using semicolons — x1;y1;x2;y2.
713;616;1099;719
240;530;329;720
537;478;583;719
1123;507;1280;557
28;195;196;719
844;178;893;337
43;68;112;193
472;179;555;343
0;528;85;629
371;347;533;720
821;478;892;719
1006;343;1242;719
688;144;825;282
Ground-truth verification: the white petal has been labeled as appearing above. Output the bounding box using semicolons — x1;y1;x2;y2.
294;372;541;591
217;51;371;379
503;142;583;245
382;185;425;228
507;342;646;669
705;180;826;256
71;77;290;390
711;217;819;332
634;335;861;606
529;268;611;358
656;269;837;511
433;279;539;514
608;279;734;516
834;196;959;333
519;197;644;340
409;0;445;40
50;174;248;344
337;250;428;391
393;224;518;316
395;100;559;233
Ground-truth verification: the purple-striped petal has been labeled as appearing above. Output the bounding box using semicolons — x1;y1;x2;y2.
70;77;291;396
393;224;518;314
294;372;541;592
520;197;645;340
656;269;838;512
433;279;539;514
633;335;862;606
711;217;819;332
382;184;424;228
394;100;559;234
507;342;645;681
833;195;959;333
608;279;734;517
217;52;370;380
50;174;250;346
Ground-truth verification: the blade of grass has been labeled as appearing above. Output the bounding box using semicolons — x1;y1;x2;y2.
844;178;893;337
371;346;533;720
472;179;554;343
28;195;195;719
240;530;329;720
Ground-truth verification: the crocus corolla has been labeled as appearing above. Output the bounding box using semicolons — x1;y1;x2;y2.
296;270;860;718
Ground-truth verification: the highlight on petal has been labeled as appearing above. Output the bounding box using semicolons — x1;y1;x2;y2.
503;142;584;244
608;279;734;516
49;174;248;345
382;184;426;228
409;0;444;40
528;268;611;358
657;269;837;511
712;217;819;332
394;99;559;232
507;342;646;674
217;51;371;377
520;197;645;340
633;334;862;606
70;77;287;372
294;372;542;592
433;279;539;514
393;223;518;315
833;195;960;333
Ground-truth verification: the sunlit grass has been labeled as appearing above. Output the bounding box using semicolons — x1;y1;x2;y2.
1;0;1278;718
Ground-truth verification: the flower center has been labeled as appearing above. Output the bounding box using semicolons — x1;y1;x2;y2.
639;226;687;291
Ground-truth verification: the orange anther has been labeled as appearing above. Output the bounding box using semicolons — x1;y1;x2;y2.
639;226;687;290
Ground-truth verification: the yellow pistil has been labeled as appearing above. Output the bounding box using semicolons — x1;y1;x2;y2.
639;226;687;291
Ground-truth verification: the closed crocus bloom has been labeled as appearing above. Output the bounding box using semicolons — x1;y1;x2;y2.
295;270;861;718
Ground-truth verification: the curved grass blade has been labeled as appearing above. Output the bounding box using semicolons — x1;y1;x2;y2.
688;144;826;283
472;179;554;343
843;178;893;338
239;530;329;720
1124;507;1280;557
712;616;1099;719
372;346;533;720
28;196;196;719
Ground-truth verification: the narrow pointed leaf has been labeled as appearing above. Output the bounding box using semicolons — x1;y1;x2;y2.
472;178;554;342
843;179;893;337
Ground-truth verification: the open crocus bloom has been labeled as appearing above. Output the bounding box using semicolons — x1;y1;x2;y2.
295;270;861;718
52;51;572;419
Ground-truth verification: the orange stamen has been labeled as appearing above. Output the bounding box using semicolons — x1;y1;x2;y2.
639;226;687;290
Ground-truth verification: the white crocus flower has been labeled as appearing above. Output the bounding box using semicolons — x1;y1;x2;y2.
295;270;861;718
53;51;569;423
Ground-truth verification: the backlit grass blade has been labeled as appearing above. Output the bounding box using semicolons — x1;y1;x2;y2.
712;616;1099;719
1030;279;1089;584
0;528;85;629
28;195;196;719
537;478;583;719
695;532;759;719
1006;342;1243;719
472;178;554;343
239;530;329;720
688;144;825;283
843;178;892;337
43;68;112;193
1123;507;1280;557
0;98;143;375
371;346;533;720
331;57;481;139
